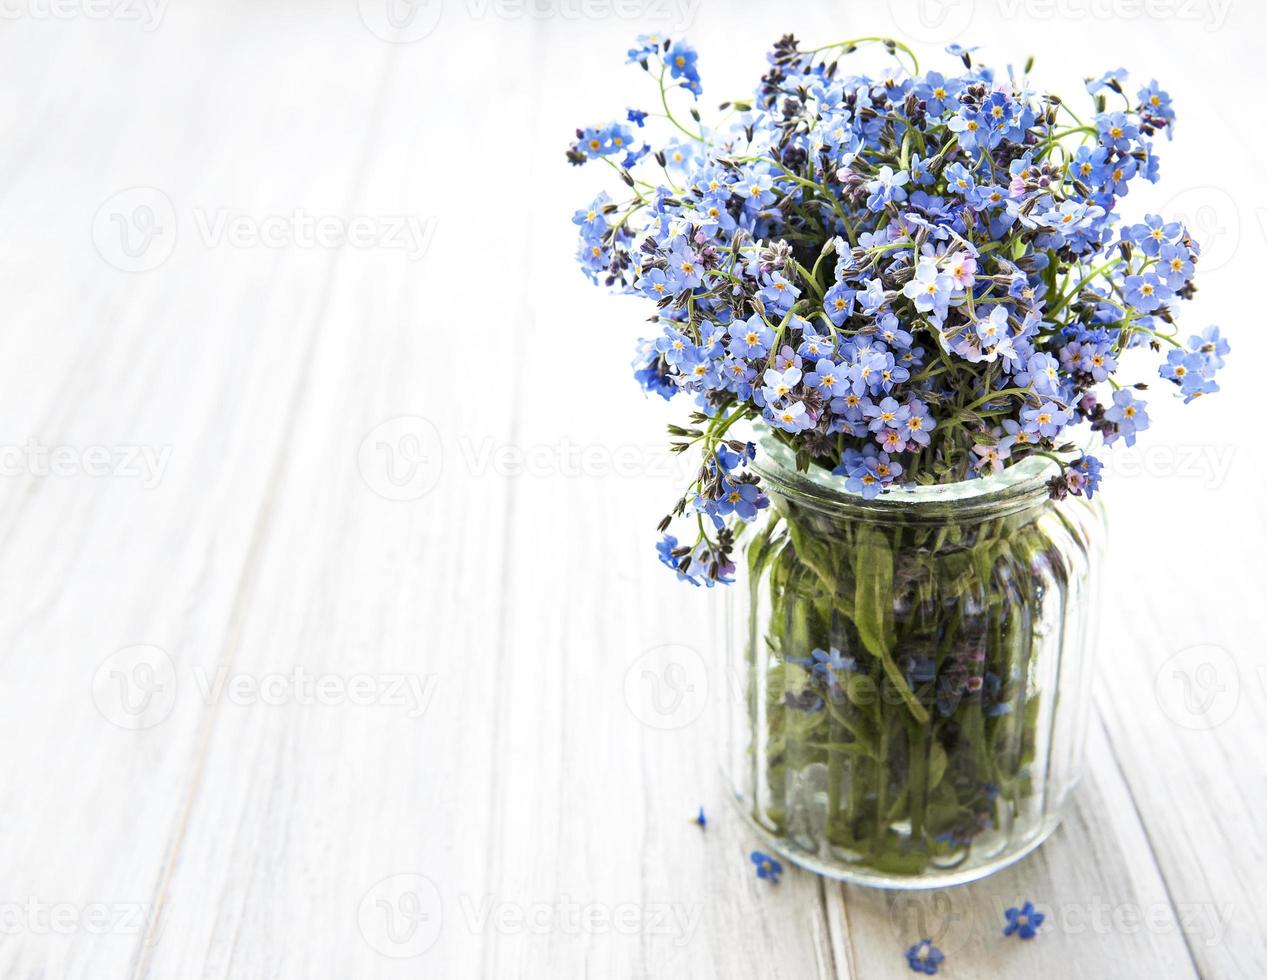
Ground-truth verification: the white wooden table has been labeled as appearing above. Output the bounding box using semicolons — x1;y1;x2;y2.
0;2;1262;977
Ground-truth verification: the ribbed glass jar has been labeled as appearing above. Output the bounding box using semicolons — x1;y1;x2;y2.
725;433;1104;888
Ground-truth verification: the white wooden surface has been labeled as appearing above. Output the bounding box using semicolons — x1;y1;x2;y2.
0;2;1263;977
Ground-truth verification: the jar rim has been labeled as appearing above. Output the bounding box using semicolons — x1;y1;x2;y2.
746;423;1062;522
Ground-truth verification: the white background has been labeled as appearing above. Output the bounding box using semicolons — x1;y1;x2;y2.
0;0;1262;977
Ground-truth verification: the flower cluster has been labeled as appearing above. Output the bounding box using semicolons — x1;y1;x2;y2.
567;35;1227;585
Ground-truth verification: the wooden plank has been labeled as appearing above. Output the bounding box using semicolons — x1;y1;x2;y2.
0;7;392;979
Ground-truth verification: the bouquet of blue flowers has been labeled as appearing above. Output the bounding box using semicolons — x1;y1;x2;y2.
568;34;1228;881
569;34;1226;587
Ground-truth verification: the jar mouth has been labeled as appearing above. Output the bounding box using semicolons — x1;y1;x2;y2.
746;423;1062;522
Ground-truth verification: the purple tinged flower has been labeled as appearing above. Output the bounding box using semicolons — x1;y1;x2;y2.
716;478;768;520
947;104;986;150
903;399;936;446
666;40;700;89
905;939;945;975
694;805;706;828
760;271;801;313
1003;901;1046;940
768;400;814;433
902;257;956;318
833;447;900;499
727;316;774;358
1104;389;1150;446
865;396;910;433
1189;325;1229;371
914;71;961;116
943;251;977;290
1022;401;1071;439
805;358;848;398
655;326;697;366
637;266;674;300
973;441;1009;475
1068;453;1103;499
750;850;782;883
1025;351;1061;395
572;194;609;237
735;169;776;208
666;244;703;290
865;165;910;212
876;313;913;349
797;332;835;360
810;646;856;679
1127;213;1181;256
1123;272;1172;313
1097;111;1139;151
1160;348;1219;401
823;281;857;325
761;366;802;403
1158;243;1194;289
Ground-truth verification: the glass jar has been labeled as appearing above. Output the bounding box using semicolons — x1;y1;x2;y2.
724;432;1104;888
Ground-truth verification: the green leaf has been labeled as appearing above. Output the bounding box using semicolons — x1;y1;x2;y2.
928;741;948;791
853;527;930;724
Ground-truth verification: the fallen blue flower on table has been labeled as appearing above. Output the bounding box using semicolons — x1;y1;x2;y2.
695;806;706;829
905;938;944;974
750;850;782;884
1004;900;1046;939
